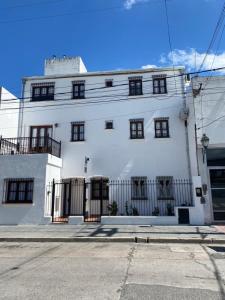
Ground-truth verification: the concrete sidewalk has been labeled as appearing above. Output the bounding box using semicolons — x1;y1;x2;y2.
0;224;225;243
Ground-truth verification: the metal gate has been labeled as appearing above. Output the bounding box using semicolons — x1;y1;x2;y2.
50;178;86;223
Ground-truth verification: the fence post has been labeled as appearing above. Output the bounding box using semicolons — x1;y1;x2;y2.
68;179;72;216
100;178;103;216
83;180;86;218
51;179;55;222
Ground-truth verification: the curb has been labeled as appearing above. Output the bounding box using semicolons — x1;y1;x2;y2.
0;236;225;243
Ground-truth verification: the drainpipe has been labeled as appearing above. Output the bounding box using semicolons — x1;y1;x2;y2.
180;73;192;182
17;78;26;138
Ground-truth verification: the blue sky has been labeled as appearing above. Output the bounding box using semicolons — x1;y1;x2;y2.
0;0;224;96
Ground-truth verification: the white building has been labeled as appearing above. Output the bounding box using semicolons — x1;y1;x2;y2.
0;87;19;137
0;57;204;225
191;75;225;224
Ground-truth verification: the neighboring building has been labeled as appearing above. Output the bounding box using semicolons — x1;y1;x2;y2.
0;87;19;137
190;75;225;224
0;56;203;225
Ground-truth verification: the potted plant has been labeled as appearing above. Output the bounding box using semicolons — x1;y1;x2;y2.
152;207;160;216
107;201;118;216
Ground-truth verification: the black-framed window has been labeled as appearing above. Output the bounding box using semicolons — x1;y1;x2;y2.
153;78;167;94
155;119;169;138
131;177;147;200
91;178;109;200
72;82;85;99
129;79;143;96
105;80;113;87
105;120;113;129
156;176;174;200
5;179;34;203
130;119;144;139
71;122;85;141
32;85;54;101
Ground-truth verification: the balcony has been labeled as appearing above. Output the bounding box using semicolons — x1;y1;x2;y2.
0;137;61;158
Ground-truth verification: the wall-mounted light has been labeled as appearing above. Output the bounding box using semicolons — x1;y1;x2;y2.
201;133;209;163
84;156;90;173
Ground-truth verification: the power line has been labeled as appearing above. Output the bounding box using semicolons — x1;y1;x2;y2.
198;1;225;72
164;0;177;93
1;66;225;103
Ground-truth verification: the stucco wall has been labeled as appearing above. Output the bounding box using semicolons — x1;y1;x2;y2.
0;154;62;225
20;68;190;180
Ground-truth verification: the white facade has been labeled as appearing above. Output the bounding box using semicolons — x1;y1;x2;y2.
0;56;206;225
0;87;19;137
20;58;190;180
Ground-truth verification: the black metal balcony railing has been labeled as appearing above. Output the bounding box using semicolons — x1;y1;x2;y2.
0;137;61;158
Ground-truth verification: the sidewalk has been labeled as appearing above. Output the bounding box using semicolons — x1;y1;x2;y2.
0;224;225;243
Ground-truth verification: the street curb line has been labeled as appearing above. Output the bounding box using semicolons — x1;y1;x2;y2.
0;236;225;243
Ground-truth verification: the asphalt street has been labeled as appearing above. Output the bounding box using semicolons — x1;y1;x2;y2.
0;242;224;299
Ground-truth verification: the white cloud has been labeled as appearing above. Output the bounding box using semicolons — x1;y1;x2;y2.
160;49;225;73
124;0;148;10
142;64;157;69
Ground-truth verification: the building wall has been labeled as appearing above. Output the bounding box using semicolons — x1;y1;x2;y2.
0;154;62;225
20;67;191;180
191;76;225;223
0;87;19;137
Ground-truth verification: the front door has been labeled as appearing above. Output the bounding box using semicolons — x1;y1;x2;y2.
30;126;52;152
210;169;225;222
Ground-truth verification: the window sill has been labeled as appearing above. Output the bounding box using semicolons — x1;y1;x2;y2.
131;197;148;200
128;94;143;97
130;137;145;140
2;202;33;205
155;136;170;139
157;197;174;201
70;140;85;142
31;99;54;102
72;97;86;100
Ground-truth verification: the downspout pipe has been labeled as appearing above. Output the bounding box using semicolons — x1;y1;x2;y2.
180;72;192;182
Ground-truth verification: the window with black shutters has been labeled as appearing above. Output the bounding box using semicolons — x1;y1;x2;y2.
156;176;174;200
5;179;34;203
91;178;109;200
72;82;85;99
130;119;144;139
131;177;147;200
129;79;143;96
32;84;54;101
71;122;85;141
105;80;113;87
153;78;167;94
155;119;169;138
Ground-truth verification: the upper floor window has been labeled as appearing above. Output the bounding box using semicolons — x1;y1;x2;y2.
155;118;169;138
105;120;113;129
5;179;34;204
129;77;143;96
130;119;144;139
153;76;167;94
31;83;54;101
72;81;85;99
105;80;113;87
71;122;85;142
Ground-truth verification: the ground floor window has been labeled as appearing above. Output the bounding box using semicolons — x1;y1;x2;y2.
131;177;147;200
5;179;34;203
91;178;109;200
156;176;174;200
